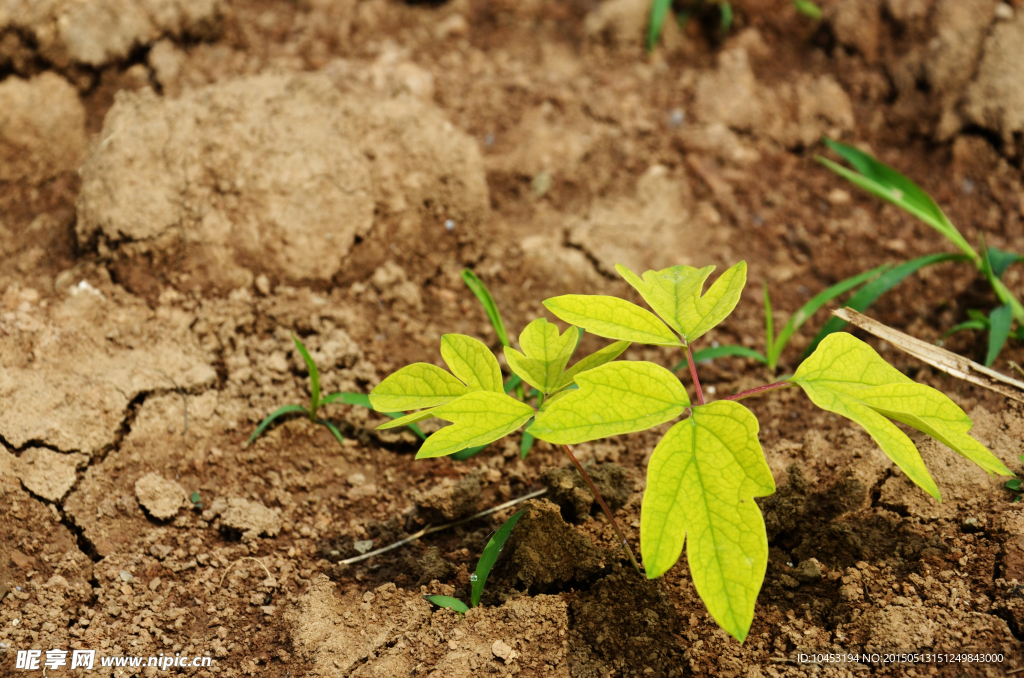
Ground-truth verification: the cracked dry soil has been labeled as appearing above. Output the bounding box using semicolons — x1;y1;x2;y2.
2;0;1024;676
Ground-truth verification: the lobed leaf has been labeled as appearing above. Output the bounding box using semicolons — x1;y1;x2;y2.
441;334;504;393
543;295;681;346
472;509;525;607
370;363;468;412
641;400;774;642
529;361;689;445
504;319;578;394
817;139;978;263
792;333;1011;500
416;391;535;459
551;340;631;392
424;595;470;615
615;262;747;344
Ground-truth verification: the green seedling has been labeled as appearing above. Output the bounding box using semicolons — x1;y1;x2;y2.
647;0;733;52
818;138;1024;366
246;334;425;448
373;261;1013;642
425;509;526;614
1005;456;1024;503
792;0;822;19
190;491;203;510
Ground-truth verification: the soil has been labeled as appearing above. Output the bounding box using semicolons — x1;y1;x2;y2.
2;0;1024;676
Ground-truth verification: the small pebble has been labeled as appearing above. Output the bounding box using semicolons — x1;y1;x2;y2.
445;219;455;231
353;540;374;554
119;570;133;583
669;108;684;127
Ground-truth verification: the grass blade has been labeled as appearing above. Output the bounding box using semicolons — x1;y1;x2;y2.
679;345;768;367
647;0;673;52
986;304;1013;367
424;595;470;614
942;319;988;338
987;246;1023;280
763;282;774;363
718;1;733;31
317;418;345;446
292;334;320;416
802;253;968;359
461;269;511;347
246;404;309;446
768;263;891;368
322;391;426;439
520;424;535;460
793;0;822;19
817;139;978;264
451;444;489;461
981;241;1024;324
472;509;526;607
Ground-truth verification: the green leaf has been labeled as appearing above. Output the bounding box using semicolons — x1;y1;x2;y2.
322;392;371;407
641;400;774;642
504;319;578;394
472;509;525;607
462;269;511;347
1007;479;1023;491
981;243;1024;325
417;391;535;459
986;246;1022;280
942;319;988;338
544;295;681;346
318;419;345;446
551;341;632;392
647;0;673;52
247;404;309;446
817;139;979;264
441;334;504;393
375;408;440;430
803;253;967;359
615;262;747;344
768;263;890;368
520;428;535;459
792;333;1012;500
986;304;1013;368
424;595;470;614
292;334;320;415
370;363;469;412
679;345;768;367
718;1;733;31
529;362;689;445
793;0;822;19
450;444;489;461
763;281;774;361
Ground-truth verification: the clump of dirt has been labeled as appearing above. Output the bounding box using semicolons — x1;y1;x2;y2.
568;566;686;678
541;462;631;522
11;447;87;502
134;472;189;520
485;499;607;600
414;474;482;523
417;546;457;586
205;497;282;542
75;70;488;295
0;73;86;183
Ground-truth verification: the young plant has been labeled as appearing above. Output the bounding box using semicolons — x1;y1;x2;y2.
818;138;1024;366
1005;456;1024;503
647;0;733;52
425;509;526;614
246;334;424;447
374;260;1014;643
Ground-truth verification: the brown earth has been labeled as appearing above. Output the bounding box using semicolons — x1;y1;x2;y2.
2;0;1024;676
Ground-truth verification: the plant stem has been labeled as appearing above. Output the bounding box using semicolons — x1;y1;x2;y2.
684;344;705;405
723;380;794;402
561;444;643;576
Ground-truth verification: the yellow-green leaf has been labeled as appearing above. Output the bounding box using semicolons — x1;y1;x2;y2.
551;340;631;393
641;400;774;642
528;361;689;444
375;407;440;430
370;363;468;412
615;262;747;343
416;391;535;459
543;295;681;346
503;319;578;393
791;333;1012;500
440;334;504;393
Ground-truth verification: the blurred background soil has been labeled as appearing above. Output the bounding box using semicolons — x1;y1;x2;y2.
1;0;1024;675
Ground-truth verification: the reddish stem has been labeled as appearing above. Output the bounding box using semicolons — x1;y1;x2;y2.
723;380;793;402
684;344;705;405
561;444;643;576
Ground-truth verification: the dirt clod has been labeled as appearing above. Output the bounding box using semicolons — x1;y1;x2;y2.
415;474;482;523
0;73;86;183
12;447;85;502
133;472;188;520
205;497;281;542
541;462;631;522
